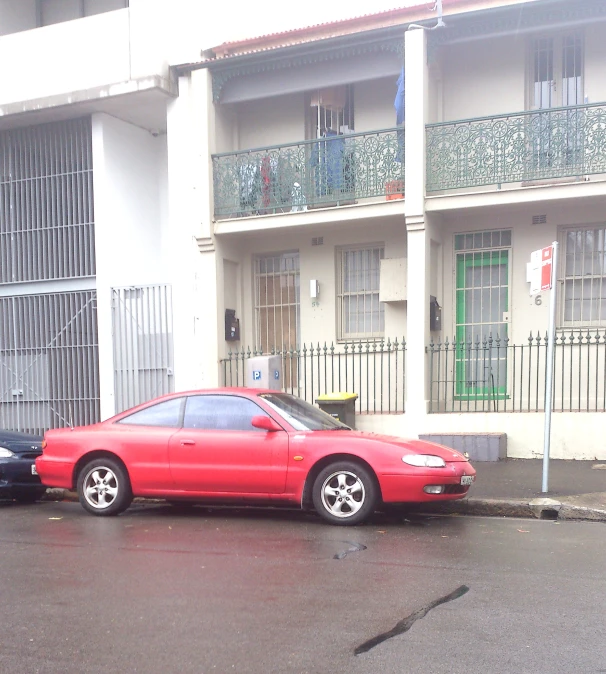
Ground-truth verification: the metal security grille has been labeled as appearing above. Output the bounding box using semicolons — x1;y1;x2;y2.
112;285;174;414
337;245;385;339
454;231;511;398
561;226;606;327
0;118;95;284
254;253;300;351
0;291;100;434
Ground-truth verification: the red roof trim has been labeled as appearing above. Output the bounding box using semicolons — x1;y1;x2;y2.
210;0;524;59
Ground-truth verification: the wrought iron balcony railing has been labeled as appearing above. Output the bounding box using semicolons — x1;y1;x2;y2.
212;127;405;219
426;102;606;192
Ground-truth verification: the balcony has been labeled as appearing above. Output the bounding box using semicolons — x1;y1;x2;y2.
426;103;606;193
212;127;405;220
0;8;169;113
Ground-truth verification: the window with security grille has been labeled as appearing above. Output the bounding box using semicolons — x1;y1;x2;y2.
337;245;384;339
254;252;300;352
561;226;606;327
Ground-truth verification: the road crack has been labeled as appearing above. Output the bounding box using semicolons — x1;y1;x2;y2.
354;584;470;655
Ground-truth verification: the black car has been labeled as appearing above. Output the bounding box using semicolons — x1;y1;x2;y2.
0;430;47;502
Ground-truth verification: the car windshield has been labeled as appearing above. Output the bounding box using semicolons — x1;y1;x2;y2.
259;393;350;431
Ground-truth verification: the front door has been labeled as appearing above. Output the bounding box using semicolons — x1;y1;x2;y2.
455;232;511;399
168;394;289;494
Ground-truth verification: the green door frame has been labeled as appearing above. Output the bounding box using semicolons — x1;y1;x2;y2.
455;250;509;398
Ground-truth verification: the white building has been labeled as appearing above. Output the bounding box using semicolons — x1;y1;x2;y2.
2;0;606;460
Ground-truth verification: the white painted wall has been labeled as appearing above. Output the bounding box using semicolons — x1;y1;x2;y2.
237;93;305;149
585;23;606;104
92;112;166;418
0;0;36;35
441;35;526;122
354;77;398;132
0;10;131;106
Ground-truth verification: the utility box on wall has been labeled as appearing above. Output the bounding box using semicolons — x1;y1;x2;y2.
379;258;407;302
246;355;282;390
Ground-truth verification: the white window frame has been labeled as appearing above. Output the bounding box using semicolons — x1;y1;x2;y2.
336;244;385;340
559;225;606;329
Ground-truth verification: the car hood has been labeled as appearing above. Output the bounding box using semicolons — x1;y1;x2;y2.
323;430;469;462
0;430;43;455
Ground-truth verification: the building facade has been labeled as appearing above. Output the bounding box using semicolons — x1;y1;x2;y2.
1;0;606;459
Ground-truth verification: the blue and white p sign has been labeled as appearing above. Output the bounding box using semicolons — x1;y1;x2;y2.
274;370;280;380
252;370;261;381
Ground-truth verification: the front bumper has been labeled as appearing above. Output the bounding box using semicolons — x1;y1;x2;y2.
379;465;476;503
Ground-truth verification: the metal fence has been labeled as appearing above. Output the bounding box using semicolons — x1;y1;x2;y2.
0;291;100;435
111;284;174;414
221;339;406;414
426;102;606;192
429;332;606;413
212;127;405;219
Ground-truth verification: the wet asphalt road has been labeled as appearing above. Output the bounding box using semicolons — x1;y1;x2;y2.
1;501;605;674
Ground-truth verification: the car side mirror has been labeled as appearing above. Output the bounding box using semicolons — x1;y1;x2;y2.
251;415;282;432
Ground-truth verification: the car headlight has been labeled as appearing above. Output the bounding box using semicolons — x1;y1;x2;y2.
0;447;17;458
402;454;446;468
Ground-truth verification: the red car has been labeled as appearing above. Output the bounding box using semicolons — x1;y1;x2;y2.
36;389;476;525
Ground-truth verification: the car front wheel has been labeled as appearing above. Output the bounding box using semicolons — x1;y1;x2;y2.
312;461;378;526
77;458;132;516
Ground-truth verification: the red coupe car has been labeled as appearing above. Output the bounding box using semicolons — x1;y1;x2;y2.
36;389;476;525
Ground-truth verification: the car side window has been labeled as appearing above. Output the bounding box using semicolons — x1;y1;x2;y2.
117;398;183;427
183;395;269;431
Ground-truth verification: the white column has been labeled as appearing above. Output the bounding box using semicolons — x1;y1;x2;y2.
404;28;431;421
166;68;225;390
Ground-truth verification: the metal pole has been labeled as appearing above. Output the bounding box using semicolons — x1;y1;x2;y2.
542;241;558;493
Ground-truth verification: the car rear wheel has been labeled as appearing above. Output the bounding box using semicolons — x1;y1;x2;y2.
312;461;377;526
77;458;132;516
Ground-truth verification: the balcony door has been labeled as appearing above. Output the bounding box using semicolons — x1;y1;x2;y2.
530;35;584;173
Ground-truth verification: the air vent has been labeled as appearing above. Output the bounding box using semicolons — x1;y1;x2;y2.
532;214;547;225
312;236;324;246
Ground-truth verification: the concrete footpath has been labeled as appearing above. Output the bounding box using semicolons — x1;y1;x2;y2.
419;458;606;522
47;458;606;522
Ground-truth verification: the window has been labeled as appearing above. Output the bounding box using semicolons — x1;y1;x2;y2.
307;85;355;139
337;245;385;339
254;252;300;351
183;395;268;431
117;397;183;427
561;226;606;327
530;34;583;110
528;34;584;174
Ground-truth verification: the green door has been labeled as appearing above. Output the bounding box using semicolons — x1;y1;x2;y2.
455;250;509;398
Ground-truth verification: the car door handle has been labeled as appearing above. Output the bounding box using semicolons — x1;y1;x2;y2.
180;440;195;446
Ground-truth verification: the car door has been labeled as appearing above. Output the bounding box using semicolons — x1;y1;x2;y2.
168;394;289;494
112;396;185;490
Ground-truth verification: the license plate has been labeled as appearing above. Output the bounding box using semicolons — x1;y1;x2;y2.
31;464;38;476
460;475;473;486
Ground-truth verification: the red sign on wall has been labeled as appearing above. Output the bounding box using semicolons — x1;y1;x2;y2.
541;246;553;291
